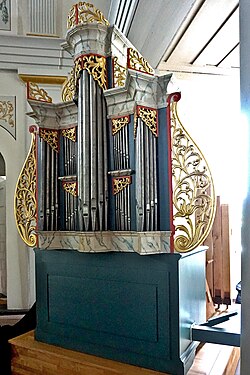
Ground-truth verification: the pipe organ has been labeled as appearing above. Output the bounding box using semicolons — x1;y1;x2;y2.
14;2;216;374
24;12;177;253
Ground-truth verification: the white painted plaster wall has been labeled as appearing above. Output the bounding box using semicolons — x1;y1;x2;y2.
0;71;35;309
239;1;250;373
0;179;7;296
13;0;110;38
173;72;243;299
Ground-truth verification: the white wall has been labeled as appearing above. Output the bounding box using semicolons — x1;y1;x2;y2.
13;0;110;38
0;71;35;309
0;179;6;296
239;0;250;373
173;71;243;297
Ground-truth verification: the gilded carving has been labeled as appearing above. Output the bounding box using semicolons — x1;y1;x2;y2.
168;92;216;253
113;176;131;195
61;69;75;102
62;127;76;142
113;57;126;87
67;3;77;29
0;100;14;127
39;128;59;153
63;182;77;196
78;2;109;26
75;54;108;90
67;2;109;29
14;127;37;247
127;48;154;75
111;116;130;135
28;82;52;103
138;107;158;137
0;96;16;139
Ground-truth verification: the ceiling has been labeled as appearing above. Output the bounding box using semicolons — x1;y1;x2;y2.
108;0;239;75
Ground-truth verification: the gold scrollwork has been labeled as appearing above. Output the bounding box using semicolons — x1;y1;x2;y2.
67;3;77;29
113;57;127;87
127;48;154;75
62;127;76;142
63;182;77;196
0;100;14;127
78;2;110;26
138;106;158;137
67;2;109;29
27;82;52;103
14;127;37;247
39;128;59;153
111;116;130;135
169;92;216;253
75;54;108;90
113;176;131;195
61;69;75;102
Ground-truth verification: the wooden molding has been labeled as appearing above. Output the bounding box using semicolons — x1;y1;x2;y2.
19;74;67;85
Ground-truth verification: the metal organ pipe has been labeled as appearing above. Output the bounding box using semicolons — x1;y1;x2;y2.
54;150;58;231
153;136;158;229
135;119;158;232
89;75;97;231
145;126;150;231
102;95;108;231
77;70;108;231
97;84;104;231
78;70;90;231
38;137;45;230
45;143;51;230
149;131;155;230
50;147;55;229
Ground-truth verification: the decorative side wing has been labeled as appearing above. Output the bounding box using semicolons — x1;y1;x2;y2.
14;126;37;247
167;92;216;252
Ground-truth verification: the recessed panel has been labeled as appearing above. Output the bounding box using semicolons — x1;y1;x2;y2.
48;275;158;343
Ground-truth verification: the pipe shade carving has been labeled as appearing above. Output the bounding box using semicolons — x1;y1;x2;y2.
67;2;109;29
14;126;37;247
168;92;216;252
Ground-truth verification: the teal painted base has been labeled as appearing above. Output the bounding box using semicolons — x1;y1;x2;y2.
35;248;206;375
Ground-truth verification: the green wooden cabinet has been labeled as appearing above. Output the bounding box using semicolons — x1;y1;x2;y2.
35;247;206;375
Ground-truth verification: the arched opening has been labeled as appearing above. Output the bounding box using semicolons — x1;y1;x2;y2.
0;152;7;305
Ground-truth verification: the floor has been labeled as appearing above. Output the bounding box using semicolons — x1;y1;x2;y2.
235;361;240;375
1;298;240;375
188;343;240;374
0;298;25;325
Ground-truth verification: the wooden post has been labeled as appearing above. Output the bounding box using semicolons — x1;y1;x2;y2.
221;204;231;305
212;196;223;305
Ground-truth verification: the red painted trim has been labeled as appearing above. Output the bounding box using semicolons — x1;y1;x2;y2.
127;47;154;76
111;114;130;121
127;65;155;76
127;48;131;70
166;92;181;253
26;82;30;100
111;56;115;88
75;4;79;26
